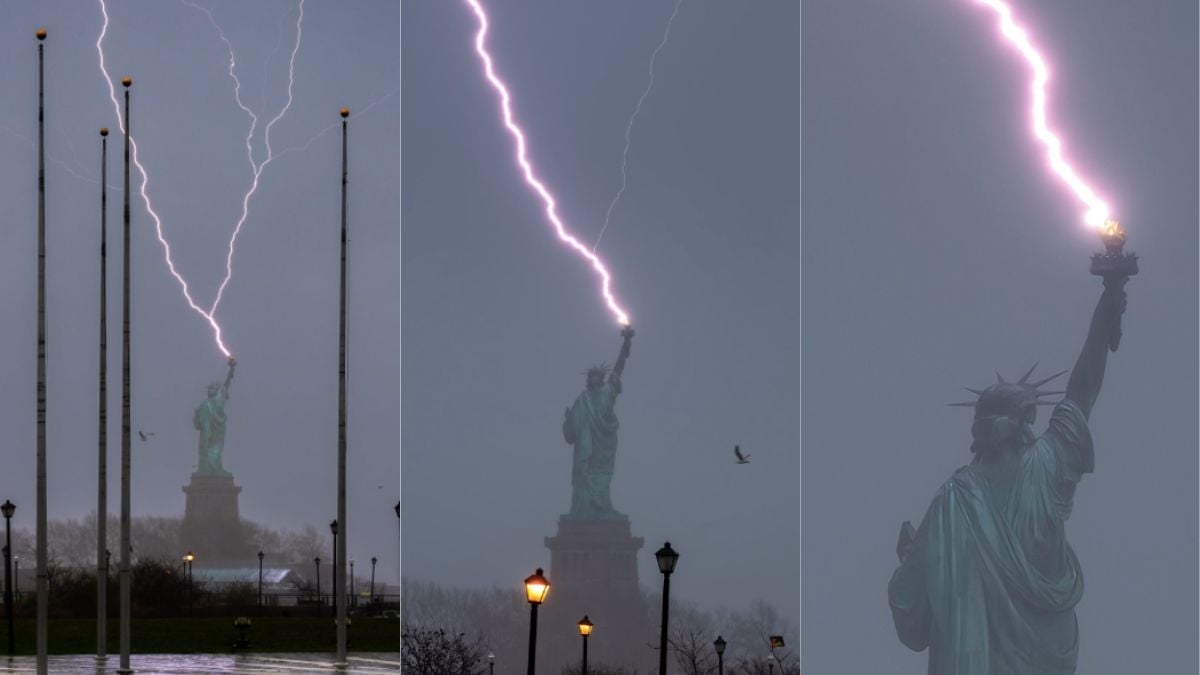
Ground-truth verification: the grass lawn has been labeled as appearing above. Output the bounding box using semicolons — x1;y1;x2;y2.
1;616;399;655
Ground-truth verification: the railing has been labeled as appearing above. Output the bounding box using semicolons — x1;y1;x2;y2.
2;589;399;620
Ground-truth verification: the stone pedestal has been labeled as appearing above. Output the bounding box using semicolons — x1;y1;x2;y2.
180;473;248;566
542;517;652;672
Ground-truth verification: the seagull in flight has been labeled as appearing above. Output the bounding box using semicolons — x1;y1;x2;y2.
137;430;155;442
734;445;750;464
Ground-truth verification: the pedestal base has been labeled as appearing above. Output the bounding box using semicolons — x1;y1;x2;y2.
180;473;249;566
542;517;652;672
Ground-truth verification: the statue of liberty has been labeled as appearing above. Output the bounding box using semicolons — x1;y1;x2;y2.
562;326;634;520
888;225;1136;674
194;356;236;476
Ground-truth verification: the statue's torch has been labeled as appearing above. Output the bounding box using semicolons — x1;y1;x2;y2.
1089;219;1137;351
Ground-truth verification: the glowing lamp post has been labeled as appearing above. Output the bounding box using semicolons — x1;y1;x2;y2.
713;635;726;675
577;615;594;675
654;542;679;675
523;568;550;675
488;650;495;675
183;552;194;617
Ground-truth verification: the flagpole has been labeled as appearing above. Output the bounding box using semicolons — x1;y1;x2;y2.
97;126;110;662
118;76;133;675
335;106;349;666
34;27;49;675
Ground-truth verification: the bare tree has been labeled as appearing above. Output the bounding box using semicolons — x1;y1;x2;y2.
401;625;488;675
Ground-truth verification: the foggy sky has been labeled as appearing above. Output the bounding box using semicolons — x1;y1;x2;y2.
3;0;1194;669
0;1;399;582
803;0;1197;672
402;0;800;627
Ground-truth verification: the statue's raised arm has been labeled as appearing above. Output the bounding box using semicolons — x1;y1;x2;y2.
223;355;237;396
1069;222;1136;418
613;326;635;377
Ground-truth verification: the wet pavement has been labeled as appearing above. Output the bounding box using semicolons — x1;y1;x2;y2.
0;653;399;674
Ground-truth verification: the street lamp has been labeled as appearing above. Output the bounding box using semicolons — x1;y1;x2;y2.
488;650;495;675
314;557;322;618
577;615;594;675
523;568;550;675
183;552;194;617
369;557;377;606
257;551;264;609
767;651;776;675
654;542;679;675
330;519;338;620
2;499;15;658
713;635;726;675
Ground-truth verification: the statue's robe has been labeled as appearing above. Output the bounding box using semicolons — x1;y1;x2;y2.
193;389;229;475
889;400;1094;675
563;373;623;518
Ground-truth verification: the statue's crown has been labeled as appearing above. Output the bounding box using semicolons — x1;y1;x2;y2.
948;363;1066;417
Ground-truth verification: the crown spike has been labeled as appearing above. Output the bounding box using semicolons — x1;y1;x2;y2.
964;387;985;396
996;372;1007;384
1035;390;1066;397
1029;369;1069;389
947;402;977;407
1017;361;1040;384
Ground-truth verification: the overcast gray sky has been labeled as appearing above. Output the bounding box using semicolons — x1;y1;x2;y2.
402;0;800;626
3;0;1195;667
803;0;1197;671
0;1;399;581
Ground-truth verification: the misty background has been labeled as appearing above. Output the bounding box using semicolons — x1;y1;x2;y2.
803;0;1197;672
402;0;800;633
0;1;399;582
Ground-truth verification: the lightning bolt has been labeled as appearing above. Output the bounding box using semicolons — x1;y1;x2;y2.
179;0;306;317
273;89;396;162
593;0;683;252
0;123;117;188
96;0;308;359
97;0;232;357
967;0;1112;228
464;0;632;327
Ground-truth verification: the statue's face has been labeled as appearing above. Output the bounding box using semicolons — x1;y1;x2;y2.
1021;404;1036;427
586;371;604;390
207;383;220;396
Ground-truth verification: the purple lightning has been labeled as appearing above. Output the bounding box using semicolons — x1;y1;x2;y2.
180;0;306;316
96;0;307;359
965;0;1113;228
593;0;684;253
463;0;632;327
273;89;396;161
97;0;232;357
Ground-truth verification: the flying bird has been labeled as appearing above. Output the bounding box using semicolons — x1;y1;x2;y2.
734;445;750;464
137;430;155;442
